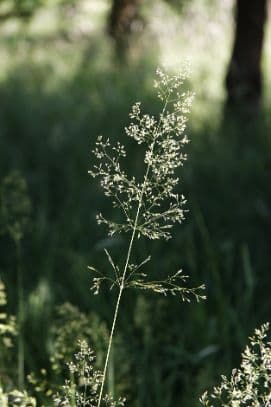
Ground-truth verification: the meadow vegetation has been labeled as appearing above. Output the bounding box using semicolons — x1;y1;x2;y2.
0;0;271;405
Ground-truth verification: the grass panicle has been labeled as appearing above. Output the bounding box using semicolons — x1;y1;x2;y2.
89;67;206;405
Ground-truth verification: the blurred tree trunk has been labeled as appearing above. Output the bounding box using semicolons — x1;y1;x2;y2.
108;0;141;60
226;0;267;109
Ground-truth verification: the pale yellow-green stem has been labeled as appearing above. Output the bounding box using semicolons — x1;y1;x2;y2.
16;239;24;389
97;97;169;407
97;165;150;407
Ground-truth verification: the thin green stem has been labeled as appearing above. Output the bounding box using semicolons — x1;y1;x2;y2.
16;239;24;389
97;155;153;407
97;201;142;406
108;342;115;398
97;96;169;407
83;362;87;406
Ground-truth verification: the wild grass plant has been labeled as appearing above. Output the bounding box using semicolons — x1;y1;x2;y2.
1;66;271;407
200;323;271;406
89;66;206;405
0;279;17;377
0;267;125;406
0;67;206;406
53;340;125;407
0;280;36;406
0;171;31;389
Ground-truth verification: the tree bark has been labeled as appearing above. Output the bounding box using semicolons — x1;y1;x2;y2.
108;0;141;59
226;0;267;109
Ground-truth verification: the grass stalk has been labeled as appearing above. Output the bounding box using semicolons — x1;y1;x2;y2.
16;239;24;389
97;165;150;406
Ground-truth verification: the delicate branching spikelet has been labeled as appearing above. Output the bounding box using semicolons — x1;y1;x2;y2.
0;282;35;407
0;279;18;396
50;303;108;374
89;67;205;303
89;67;205;406
28;303;109;402
200;323;271;406
0;387;36;407
53;340;125;407
89;68;193;241
127;269;205;303
0;279;17;348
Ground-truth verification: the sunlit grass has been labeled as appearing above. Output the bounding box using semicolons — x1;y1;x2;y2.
1;1;271;405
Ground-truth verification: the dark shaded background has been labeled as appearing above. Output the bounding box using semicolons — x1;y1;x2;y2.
0;0;271;405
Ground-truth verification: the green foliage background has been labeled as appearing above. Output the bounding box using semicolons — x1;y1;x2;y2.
0;0;271;405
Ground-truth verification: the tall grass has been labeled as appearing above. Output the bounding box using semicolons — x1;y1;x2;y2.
0;0;271;403
89;66;205;404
